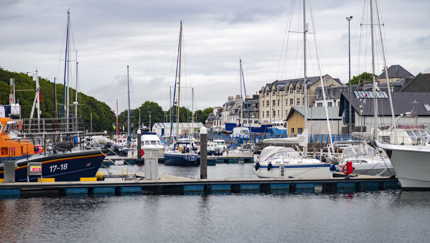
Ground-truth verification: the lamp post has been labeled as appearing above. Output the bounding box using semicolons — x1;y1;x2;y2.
346;16;353;134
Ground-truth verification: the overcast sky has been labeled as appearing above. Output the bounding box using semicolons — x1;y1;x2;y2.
1;0;429;112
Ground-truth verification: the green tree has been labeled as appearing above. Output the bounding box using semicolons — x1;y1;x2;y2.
0;67;116;132
348;72;376;85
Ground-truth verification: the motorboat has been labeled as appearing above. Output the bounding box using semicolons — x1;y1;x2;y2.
254;146;332;179
377;126;430;189
164;138;200;166
337;142;394;176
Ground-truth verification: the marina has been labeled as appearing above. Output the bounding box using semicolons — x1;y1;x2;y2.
1;0;430;242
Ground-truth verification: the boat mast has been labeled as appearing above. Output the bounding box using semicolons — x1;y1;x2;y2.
116;98;119;142
370;0;379;136
303;0;308;155
63;9;71;132
191;87;194;137
171;21;183;139
127;64;131;144
375;0;395;127
74;50;79;132
239;58;243;126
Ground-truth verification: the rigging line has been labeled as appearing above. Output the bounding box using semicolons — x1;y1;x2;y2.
276;0;296;80
375;0;395;125
309;2;334;155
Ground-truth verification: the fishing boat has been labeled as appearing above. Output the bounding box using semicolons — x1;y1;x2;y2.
254;146;332;179
0;117;105;182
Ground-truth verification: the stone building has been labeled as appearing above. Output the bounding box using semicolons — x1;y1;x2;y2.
258;74;342;125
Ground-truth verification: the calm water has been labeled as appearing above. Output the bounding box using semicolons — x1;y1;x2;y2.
1;165;430;243
1;192;430;242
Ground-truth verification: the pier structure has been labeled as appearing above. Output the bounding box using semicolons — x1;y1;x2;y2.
0;176;400;198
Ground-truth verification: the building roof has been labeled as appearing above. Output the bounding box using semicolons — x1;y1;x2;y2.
377;65;414;79
286;106;342;121
400;73;430;92
339;91;430;117
260;74;342;92
152;122;204;129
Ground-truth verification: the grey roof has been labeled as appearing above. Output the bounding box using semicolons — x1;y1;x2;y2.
401;73;430;92
339;91;430;117
378;65;414;79
260;74;342;92
287;106;342;120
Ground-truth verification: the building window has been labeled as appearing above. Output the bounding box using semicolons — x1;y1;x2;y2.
286;99;288;105
277;110;280;116
297;98;300;105
266;100;269;106
266;111;269;117
273;110;276;117
298;128;303;134
328;101;333;107
317;102;322;107
291;128;295;134
273;100;276;106
277;99;280;106
290;98;294;105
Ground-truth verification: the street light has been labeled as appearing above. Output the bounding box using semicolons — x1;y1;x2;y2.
346;16;353;134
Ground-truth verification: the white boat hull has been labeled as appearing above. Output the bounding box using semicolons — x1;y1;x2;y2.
377;142;430;189
255;165;332;179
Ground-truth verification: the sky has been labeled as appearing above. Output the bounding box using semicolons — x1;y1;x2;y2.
1;0;429;113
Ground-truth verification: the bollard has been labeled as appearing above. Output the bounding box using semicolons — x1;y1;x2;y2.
200;127;208;179
144;147;160;180
4;160;16;183
137;129;142;160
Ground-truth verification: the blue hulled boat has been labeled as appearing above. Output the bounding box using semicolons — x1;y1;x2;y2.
0;150;105;182
164;140;200;166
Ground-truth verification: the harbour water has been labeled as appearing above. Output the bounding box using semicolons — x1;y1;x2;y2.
1;165;430;243
1;191;430;242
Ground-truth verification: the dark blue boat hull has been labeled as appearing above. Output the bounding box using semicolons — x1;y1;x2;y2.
0;150;105;182
164;153;200;166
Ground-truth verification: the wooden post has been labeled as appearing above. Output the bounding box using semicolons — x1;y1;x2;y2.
200;127;208;179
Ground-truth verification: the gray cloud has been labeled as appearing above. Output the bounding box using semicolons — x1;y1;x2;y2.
0;0;429;112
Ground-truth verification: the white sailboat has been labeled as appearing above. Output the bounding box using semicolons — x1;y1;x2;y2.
254;0;332;179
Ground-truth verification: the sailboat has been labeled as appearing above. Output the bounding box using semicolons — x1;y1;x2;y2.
164;21;200;166
254;0;332;179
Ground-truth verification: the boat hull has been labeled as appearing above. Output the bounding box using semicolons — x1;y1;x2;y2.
164;153;200;166
255;164;333;179
378;143;430;189
1;150;105;182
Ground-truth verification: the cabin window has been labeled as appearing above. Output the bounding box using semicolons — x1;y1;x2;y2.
328;101;333;107
1;147;8;155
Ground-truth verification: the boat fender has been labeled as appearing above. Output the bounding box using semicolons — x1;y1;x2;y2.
255;162;260;171
344;161;354;175
139;149;145;157
268;162;273;171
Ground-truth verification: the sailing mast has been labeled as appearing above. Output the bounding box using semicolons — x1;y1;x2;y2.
370;0;379;137
171;21;183;139
63;9;71;132
239;59;247;126
74;51;79;131
127;64;131;144
303;0;309;155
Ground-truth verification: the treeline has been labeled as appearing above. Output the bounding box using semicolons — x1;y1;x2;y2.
0;67;115;132
118;101;213;132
